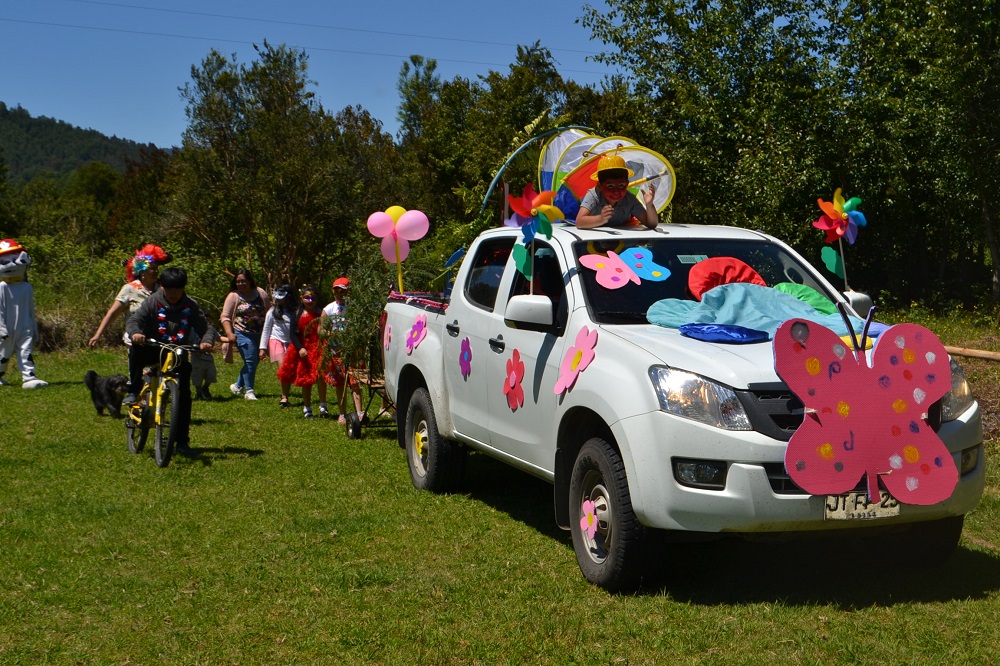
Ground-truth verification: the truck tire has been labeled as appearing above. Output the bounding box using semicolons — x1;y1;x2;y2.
405;387;465;492
569;437;644;592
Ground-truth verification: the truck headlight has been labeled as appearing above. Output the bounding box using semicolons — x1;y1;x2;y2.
941;358;975;423
648;366;752;431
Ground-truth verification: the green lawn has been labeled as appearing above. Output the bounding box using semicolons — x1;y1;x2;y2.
2;344;1000;665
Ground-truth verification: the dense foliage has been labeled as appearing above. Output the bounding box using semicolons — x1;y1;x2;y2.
1;3;998;356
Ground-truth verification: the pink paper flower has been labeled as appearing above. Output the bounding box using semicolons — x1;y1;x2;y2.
503;348;525;411
459;337;473;379
383;324;392;351
580;500;598;539
405;315;427;355
554;326;598;394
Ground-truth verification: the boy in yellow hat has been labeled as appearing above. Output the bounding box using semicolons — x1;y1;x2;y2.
576;154;658;230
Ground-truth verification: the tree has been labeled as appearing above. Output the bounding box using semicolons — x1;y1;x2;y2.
582;0;840;247
174;42;396;287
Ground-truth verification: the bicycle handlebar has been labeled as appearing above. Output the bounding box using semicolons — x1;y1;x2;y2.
139;339;202;352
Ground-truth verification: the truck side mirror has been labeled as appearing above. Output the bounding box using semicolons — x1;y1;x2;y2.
843;290;874;318
505;295;554;327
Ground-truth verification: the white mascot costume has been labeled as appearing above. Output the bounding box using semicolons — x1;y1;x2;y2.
0;238;48;388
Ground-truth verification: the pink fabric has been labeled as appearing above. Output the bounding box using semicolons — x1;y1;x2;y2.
268;339;289;364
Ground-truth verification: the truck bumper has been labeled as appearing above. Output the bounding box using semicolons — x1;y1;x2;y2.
612;402;985;534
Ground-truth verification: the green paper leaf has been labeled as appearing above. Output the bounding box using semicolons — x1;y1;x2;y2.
821;245;845;279
513;243;532;279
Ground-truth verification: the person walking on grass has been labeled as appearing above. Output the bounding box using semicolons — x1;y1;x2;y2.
321;277;364;425
275;284;330;419
220;268;269;401
259;285;301;409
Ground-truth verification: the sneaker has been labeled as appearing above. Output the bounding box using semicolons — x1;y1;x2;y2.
230;383;243;396
176;442;193;456
319;404;330;418
122;393;138;406
202;386;212;400
193;387;203;401
22;378;48;389
244;390;258;401
0;377;9;386
303;408;314;419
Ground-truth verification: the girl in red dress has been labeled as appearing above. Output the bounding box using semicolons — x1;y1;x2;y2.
276;284;330;418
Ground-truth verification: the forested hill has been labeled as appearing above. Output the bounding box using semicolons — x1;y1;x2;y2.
0;102;158;185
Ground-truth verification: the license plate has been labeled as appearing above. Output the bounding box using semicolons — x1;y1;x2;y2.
824;490;900;520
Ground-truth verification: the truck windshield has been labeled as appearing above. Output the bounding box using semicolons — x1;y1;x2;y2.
574;238;834;325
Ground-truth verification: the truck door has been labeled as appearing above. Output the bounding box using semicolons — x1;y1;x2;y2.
442;237;515;446
484;241;570;472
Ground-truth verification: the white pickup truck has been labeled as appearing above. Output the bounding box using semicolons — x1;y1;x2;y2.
382;223;984;591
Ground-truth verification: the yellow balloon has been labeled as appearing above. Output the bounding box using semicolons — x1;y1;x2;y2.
385;205;407;222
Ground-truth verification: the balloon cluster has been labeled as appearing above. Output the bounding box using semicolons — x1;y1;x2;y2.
367;206;429;294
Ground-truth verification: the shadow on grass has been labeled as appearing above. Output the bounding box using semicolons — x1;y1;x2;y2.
458;453;1000;605
176;445;266;466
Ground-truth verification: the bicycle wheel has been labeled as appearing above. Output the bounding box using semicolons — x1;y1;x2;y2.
126;409;150;453
126;386;151;453
154;380;180;467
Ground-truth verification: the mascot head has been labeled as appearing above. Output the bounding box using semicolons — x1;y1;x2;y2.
0;238;31;282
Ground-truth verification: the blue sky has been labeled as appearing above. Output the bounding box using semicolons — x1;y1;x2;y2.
1;0;618;148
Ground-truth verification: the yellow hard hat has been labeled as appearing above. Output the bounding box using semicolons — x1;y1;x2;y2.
591;154;634;181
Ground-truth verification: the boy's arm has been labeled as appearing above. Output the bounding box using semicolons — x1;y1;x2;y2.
637;186;658;229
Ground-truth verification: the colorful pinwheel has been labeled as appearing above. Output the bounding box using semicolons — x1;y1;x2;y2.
813;188;867;245
506;184;563;244
367;206;429;293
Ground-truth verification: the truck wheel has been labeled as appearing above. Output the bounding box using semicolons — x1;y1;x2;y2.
569;437;644;592
864;515;964;566
405;388;465;492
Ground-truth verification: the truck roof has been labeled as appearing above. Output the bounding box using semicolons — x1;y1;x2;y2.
478;222;775;244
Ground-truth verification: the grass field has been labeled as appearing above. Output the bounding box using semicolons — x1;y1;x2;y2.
3;327;1000;664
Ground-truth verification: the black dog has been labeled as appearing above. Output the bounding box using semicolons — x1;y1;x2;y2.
84;370;129;418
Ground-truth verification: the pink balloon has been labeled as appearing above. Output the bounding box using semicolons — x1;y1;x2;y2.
381;236;410;263
396;209;429;241
367;211;394;237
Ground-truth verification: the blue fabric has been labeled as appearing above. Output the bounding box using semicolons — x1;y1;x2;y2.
679;323;770;344
554;185;580;222
647;283;888;339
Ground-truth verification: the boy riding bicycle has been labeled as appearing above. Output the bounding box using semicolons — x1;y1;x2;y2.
124;267;212;455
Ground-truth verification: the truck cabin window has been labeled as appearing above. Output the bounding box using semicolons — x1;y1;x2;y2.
574;238;833;325
464;238;515;311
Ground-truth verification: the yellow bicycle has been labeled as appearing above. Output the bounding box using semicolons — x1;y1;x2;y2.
125;340;197;467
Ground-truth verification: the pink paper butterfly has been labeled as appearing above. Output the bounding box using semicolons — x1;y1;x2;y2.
773;319;958;506
579;247;670;289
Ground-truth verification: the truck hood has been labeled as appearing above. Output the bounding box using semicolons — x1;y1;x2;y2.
603;324;782;389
